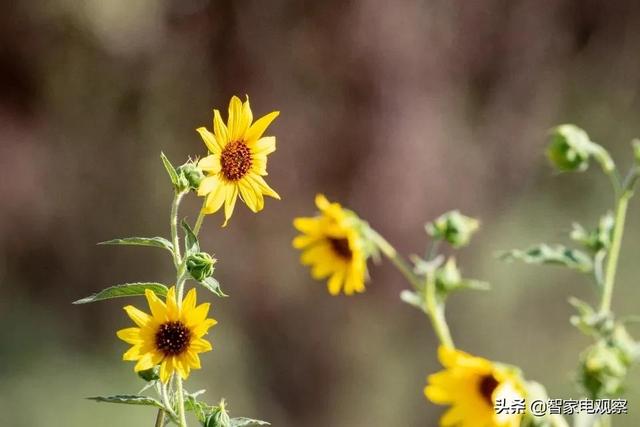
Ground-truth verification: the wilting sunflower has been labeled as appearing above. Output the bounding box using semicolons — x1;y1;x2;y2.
117;287;217;383
196;95;280;226
293;194;368;296
425;346;524;427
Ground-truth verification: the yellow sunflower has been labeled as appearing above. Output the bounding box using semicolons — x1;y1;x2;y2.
117;287;217;383
196;95;280;226
425;346;525;427
293;194;368;296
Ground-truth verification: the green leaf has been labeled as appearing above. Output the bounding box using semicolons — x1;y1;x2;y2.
161;151;180;187
200;277;227;297
499;244;593;273
98;237;174;253
73;283;169;304
399;290;423;310
87;395;165;409
230;418;271;427
181;220;200;255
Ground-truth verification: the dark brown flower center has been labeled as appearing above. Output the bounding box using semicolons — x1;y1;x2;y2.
220;141;252;181
155;321;191;356
329;237;352;260
478;374;499;406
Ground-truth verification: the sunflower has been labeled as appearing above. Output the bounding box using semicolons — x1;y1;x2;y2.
425;346;525;427
196;96;280;226
293;194;368;296
117;287;217;383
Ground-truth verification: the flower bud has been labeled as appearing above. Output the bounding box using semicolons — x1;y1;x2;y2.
579;341;628;399
186;252;216;282
205;400;230;427
547;124;614;173
425;210;479;248
177;161;205;191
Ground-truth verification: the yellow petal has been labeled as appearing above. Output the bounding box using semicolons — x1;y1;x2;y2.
202;179;227;214
242;95;253;130
160;357;175;383
250;136;276;156
190;338;213;352
145;289;168;322
238;180;260;213
123;345;143;361
247;175;280;199
245;111;279;142
175;357;190;380
315;194;331;211
327;269;345;295
182;288;197;313
117;327;142;345
198;155;221;174
222;184;239;227
185;302;211;327
123;305;153;328
192;318;217;338
134;352;155;372
165;287;178;320
185;350;202;369
228;95;250;142
196;127;221;154
213;109;229;147
198;175;221;197
293;217;321;234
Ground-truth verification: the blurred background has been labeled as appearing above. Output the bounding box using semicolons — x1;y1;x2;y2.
1;0;639;425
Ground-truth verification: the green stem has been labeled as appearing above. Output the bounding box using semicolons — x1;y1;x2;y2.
175;375;188;427
368;229;422;289
425;271;454;348
193;207;206;236
171;191;186;268
154;409;165;427
370;228;454;347
599;193;630;314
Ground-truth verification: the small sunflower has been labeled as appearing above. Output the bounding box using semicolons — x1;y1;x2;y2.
196;95;280;226
293;194;368;296
425;346;524;427
117;287;217;383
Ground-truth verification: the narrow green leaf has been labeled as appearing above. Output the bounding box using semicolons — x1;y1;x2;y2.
200;276;227;297
498;244;593;273
87;395;165;409
73;283;169;304
181;219;200;255
161;151;180;186
98;237;174;253
230;418;271;427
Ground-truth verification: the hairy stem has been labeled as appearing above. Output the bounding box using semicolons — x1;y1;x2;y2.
425;271;454;348
154;409;165;427
171;191;186;268
599;193;630;314
175;375;188;427
193;207;206;236
368;229;422;289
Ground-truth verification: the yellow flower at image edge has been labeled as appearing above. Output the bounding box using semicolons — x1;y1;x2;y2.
197;96;281;226
117;288;217;383
293;194;368;296
425;346;524;427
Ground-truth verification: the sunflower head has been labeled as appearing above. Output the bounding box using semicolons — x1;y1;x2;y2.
117;287;217;383
293;194;369;296
195;96;281;227
424;346;525;427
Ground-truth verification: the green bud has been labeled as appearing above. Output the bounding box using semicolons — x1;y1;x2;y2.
177;161;205;191
435;257;462;291
546;124;614;173
205;400;230;427
425;210;479;248
186;252;216;282
612;324;640;365
579;341;628;399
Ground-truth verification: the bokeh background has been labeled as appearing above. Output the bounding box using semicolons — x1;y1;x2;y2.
1;1;639;426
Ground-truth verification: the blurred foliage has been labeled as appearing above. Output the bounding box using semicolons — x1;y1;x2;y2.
1;0;640;426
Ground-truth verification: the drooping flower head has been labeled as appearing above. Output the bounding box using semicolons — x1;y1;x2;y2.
117;288;217;383
196;96;281;226
293;194;368;296
425;346;525;427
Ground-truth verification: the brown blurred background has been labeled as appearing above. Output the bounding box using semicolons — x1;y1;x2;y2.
1;1;639;426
